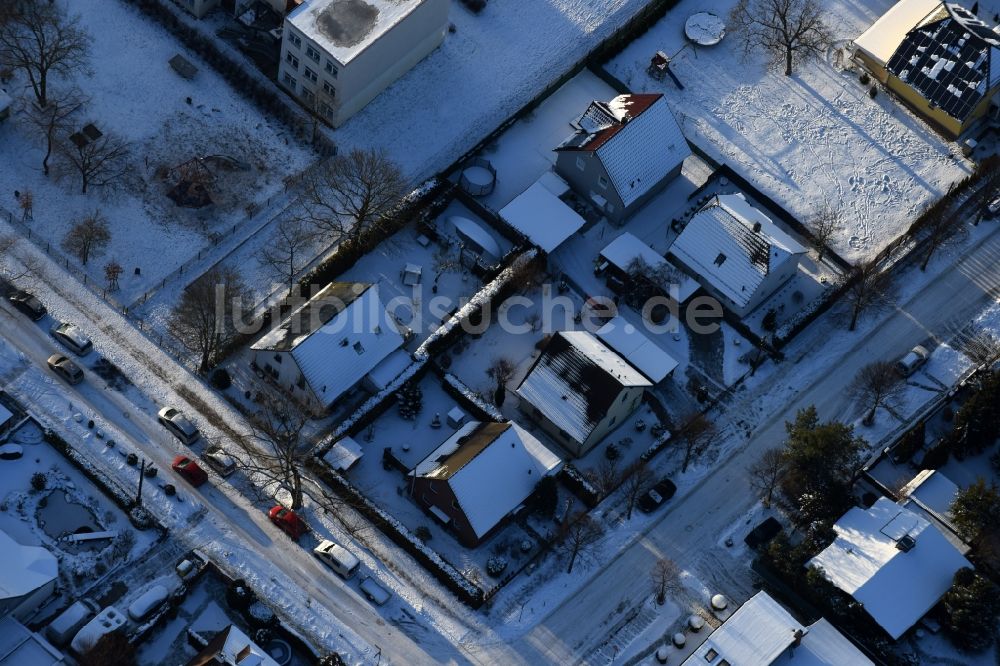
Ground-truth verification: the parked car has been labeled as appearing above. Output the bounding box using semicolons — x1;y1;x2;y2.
50;322;93;356
895;345;930;376
202;447;236;477
744;517;783;550
988;195;1000;216
157;407;200;445
45;599;100;647
314;539;360;579
8;290;46;320
638;478;677;513
47;354;84;385
359;577;391;606
171;456;208;487
127;585;168;621
268;505;307;539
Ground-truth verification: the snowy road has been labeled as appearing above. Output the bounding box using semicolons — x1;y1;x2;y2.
508;224;1000;664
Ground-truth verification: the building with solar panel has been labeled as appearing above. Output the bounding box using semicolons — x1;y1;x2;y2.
854;0;1000;139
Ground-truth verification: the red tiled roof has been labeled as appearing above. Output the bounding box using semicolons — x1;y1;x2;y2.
558;93;663;152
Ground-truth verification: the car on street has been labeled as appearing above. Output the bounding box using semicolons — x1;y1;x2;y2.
171;456;208;487
988;195;1000;216
895;345;929;376
313;539;360;579
157;407;200;445
8;290;46;320
268;505;307;539
47;354;84;385
638;478;677;513
202;447;236;477
359;577;391;606
50;322;93;356
744;517;783;550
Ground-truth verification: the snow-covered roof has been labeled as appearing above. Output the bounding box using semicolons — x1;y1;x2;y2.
498;180;585;253
599;232;700;301
596;316;678;383
191;624;279;666
252;283;404;409
791;618;874;666
900;469;959;526
365;348;412;390
322;436;364;471
854;0;942;65
669;193;806;309
808;497;971;639
0;529;57;604
70;606;125;655
411;422;561;539
556;94;690;207
0;617;64;666
286;0;428;65
0;403;11;429
516;331;650;446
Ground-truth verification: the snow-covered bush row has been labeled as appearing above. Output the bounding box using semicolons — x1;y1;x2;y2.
439;370;503;422
559;464;601;508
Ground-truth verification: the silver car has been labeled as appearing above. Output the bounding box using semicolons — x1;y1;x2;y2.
895;345;929;376
157;407;200;445
51;322;93;356
47;354;84;385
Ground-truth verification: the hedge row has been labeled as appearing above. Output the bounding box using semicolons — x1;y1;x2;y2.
559;464;601;508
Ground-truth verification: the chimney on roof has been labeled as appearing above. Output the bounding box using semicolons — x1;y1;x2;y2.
896;534;917;552
752;221;762;233
792;628;805;647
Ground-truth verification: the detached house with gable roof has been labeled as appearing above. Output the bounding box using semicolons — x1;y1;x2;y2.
515;331;651;457
409;421;561;546
668;193;807;318
251;282;404;415
554;93;691;224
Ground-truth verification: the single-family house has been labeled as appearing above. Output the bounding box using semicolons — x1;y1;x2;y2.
0;529;58;623
278;0;449;127
0;616;65;666
498;172;586;254
409;421;561;546
596;232;700;303
854;0;1000;138
251;283;404;415
668;193;806;318
682;591;873;666
808;496;971;639
515;331;650;457
554;93;690;224
596;316;678;384
187;624;279;666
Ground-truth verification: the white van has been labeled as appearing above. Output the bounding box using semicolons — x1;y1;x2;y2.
313;540;360;579
46;599;99;647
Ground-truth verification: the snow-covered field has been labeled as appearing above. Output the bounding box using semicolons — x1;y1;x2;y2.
605;0;972;263
0;0;314;304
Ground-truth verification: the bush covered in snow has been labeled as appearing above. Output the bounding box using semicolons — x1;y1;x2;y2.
485;556;508;578
30;472;47;491
247;600;276;627
397;381;423;420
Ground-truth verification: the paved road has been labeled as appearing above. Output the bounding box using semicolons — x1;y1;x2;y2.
509;224;1000;664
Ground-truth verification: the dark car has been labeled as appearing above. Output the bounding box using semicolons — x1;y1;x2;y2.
638;478;677;513
171;456;208;487
8;290;46;320
268;506;307;539
744;517;783;550
47;354;84;385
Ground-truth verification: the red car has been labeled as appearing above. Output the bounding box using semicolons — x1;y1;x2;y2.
268;506;307;539
171;456;208;487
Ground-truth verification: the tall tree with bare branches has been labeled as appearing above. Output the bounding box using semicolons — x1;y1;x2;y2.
298;148;406;243
23;87;86;176
846;260;892;331
242;403;311;510
556;512;605;574
621;460;655;520
0;2;90;108
730;0;832;76
748;447;786;508
168;266;249;372
487;356;515;406
809;201;842;262
62;210;109;265
918;205;965;271
651;557;682;605
59;128;130;194
850;361;905;426
257;216;316;293
0;234;40;280
679;412;718;473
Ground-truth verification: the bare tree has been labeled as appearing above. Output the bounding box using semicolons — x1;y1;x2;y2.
591;458;621;499
0;234;40;280
486;356;515;406
730;0;832;76
298;148;406;243
257;216;316;293
23;87;86;176
59;128;130;194
846;260;892;331
651;557;682;605
0;2;89;108
679;412;718;473
850;361;905;426
919;205;965;271
809;201;842;262
104;260;122;292
62;210;109;265
621;460;655;520
241;403;311;510
556;512;605;574
17;189;33;222
168;266;249;372
748;447;786;508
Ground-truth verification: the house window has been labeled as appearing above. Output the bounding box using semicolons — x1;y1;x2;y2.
282;74;296;91
301;88;315;104
319;103;333;119
609;416;616;426
285;53;299;69
558;429;570;440
705;648;718;662
303;67;317;83
429;484;438;494
598;175;608;189
273;353;282;364
325;60;338;78
714;253;727;266
305;44;320;63
287;32;301;49
296;375;305;390
353;341;365;355
575;156;586;171
322;81;336;97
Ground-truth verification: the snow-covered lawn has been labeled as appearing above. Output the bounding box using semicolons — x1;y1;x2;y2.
605;0;972;263
0;0;313;304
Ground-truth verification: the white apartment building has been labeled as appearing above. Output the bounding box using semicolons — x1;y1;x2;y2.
277;0;448;126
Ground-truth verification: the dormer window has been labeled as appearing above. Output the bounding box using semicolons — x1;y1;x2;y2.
714;253;727;266
353;341;365;355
